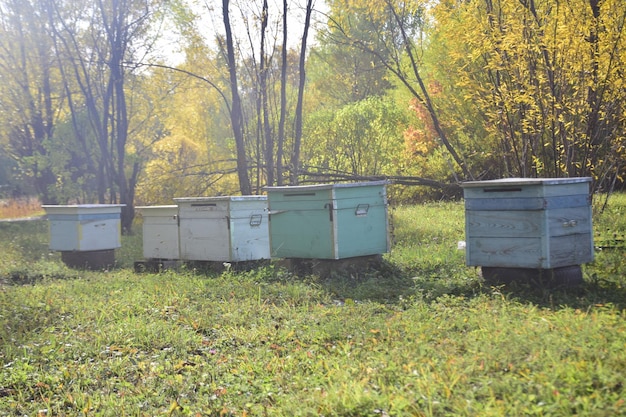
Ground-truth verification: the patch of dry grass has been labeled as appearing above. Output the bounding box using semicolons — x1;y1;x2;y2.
0;196;44;219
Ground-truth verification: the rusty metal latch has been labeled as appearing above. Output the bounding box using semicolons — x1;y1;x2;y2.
324;203;333;222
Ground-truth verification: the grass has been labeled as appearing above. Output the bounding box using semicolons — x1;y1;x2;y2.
0;195;625;416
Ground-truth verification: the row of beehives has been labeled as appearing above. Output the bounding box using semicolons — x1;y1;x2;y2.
42;177;595;274
140;181;390;263
43;181;391;265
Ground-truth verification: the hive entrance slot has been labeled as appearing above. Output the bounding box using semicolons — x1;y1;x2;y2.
483;187;522;193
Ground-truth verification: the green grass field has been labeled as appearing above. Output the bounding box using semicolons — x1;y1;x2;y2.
1;196;625;416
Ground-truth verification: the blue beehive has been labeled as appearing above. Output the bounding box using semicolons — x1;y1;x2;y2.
265;181;389;259
461;177;593;269
42;204;124;269
42;204;124;252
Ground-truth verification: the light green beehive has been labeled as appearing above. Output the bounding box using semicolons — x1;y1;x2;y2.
265;181;389;259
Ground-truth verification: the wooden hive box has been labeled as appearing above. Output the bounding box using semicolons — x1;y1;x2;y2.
136;205;180;260
461;177;594;269
174;196;269;262
265;181;389;259
42;204;124;252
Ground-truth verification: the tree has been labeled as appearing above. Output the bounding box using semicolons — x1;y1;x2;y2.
430;0;626;192
213;0;317;189
0;0;61;203
322;0;475;181
303;96;408;177
308;2;394;106
135;54;241;203
46;0;168;231
289;0;314;184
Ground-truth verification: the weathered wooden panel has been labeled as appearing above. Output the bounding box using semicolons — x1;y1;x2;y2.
465;194;590;211
546;207;592;237
466;210;543;238
268;207;334;259
467;231;594;269
178;215;231;261
335;203;389;259
466;236;546;268
549;233;594;268
467;207;591;239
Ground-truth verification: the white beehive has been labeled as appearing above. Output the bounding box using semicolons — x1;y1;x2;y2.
42;204;124;252
174;196;269;262
136;205;180;260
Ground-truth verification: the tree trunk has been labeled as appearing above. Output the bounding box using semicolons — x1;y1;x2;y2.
223;0;252;195
276;0;288;185
259;0;274;187
289;0;313;185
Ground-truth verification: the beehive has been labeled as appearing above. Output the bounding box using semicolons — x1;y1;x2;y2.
136;205;179;260
461;177;593;269
174;196;269;262
42;204;124;252
265;181;389;259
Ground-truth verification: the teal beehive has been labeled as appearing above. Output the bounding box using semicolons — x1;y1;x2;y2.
265;181;389;259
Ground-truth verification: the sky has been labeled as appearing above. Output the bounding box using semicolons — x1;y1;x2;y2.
156;0;329;65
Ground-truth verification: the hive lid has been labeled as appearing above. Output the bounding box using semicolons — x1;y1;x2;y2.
460;177;592;188
264;180;388;192
173;195;267;203
136;205;178;209
42;204;126;208
42;204;125;215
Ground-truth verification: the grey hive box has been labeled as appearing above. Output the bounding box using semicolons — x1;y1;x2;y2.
461;177;594;272
174;196;269;262
136;205;180;260
265;181;390;260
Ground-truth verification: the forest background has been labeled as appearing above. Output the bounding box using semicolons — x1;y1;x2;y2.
0;0;625;232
